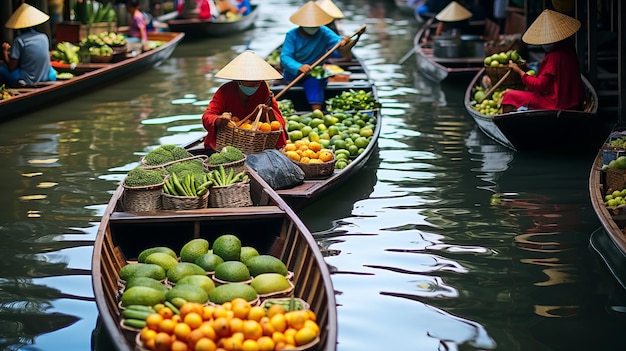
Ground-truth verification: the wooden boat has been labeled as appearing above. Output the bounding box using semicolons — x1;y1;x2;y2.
413;17;500;83
265;49;382;211
91;164;338;350
0;32;184;120
463;67;612;152
589;141;626;290
163;4;259;38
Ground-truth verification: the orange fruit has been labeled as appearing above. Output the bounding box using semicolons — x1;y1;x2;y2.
299;156;310;164
203;305;216;320
213;316;231;337
158;307;174;319
304;320;320;336
302;149;316;159
271;331;286;344
231;298;252;319
240;123;253;130
154;332;173;351
187;329;206;349
284;151;300;162
308;158;322;164
140;327;158;343
159;318;178;334
174;321;192;342
308;141;322;152
318;150;334;162
146;313;164;331
267;304;286;319
241;339;260;351
229;317;244;334
286;310;308;329
180;303;204;319
184;312;204;330
270;121;282;131
242;320;263;340
171;339;189;351
270;313;287;333
259;316;275;336
222;302;233;311
258;122;272;132
294;327;317;346
247;306;266;322
256;336;275;351
195;337;217;351
213;305;230;319
307;310;316;321
198;321;217;340
284;143;297;152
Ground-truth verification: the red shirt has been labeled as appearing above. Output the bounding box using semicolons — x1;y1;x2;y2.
201;81;287;151
502;42;583;111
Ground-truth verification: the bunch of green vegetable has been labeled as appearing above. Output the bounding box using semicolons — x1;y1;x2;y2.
123;167;166;187
82;32;126;48
309;66;328;79
206;146;245;166
51;42;80;64
210;165;248;187
325;89;382;112
143;144;193;166
278;100;296;116
164;172;212;197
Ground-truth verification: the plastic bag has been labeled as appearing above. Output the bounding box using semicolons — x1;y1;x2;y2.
245;149;305;190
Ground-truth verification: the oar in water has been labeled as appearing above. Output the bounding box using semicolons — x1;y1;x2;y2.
274;24;367;100
477;69;512;104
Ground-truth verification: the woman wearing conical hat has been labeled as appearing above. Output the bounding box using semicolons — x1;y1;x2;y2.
280;1;356;111
501;9;584;113
315;0;344;34
0;3;56;86
201;50;288;151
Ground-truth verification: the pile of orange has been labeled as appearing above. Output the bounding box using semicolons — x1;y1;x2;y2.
228;119;282;132
137;299;319;351
283;139;334;164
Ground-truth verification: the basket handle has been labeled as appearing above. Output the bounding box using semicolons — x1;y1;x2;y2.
251;106;264;130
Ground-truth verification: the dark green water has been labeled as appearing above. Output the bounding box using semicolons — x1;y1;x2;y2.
1;1;626;350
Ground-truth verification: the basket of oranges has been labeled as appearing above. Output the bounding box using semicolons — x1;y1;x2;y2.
283;140;336;179
215;105;283;155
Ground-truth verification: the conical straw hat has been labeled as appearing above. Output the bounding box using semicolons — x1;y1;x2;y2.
522;9;580;45
215;50;283;81
315;0;345;19
435;1;472;22
5;3;50;29
290;1;334;27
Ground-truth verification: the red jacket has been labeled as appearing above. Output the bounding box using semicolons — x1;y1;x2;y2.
201;81;287;151
502;42;584;111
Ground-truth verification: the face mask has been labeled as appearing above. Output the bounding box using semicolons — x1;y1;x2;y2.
302;27;319;35
542;43;555;52
238;82;260;96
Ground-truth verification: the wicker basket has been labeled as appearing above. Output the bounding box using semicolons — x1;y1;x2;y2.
121;181;164;212
90;54;113;63
162;190;209;210
215;123;282;155
485;65;523;89
484;35;525;57
203;155;247;175
607;168;626;192
294;158;336;179
209;179;253;208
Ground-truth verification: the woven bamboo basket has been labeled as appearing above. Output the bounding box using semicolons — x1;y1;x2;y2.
294;158;336;179
607;168;626;192
203;155;247;175
215;106;282;154
162;190;209;210
121;181;164;212
484;65;524;89
209;179;252;208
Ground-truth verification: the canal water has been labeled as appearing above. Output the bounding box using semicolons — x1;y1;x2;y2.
2;0;626;350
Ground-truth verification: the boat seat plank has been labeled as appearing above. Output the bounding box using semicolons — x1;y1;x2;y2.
109;205;285;222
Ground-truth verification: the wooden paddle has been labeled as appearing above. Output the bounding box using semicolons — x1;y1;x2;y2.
274;24;367;100
478;69;512;103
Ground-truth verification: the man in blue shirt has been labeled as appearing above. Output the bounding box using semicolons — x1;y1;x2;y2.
280;1;355;111
1;3;56;86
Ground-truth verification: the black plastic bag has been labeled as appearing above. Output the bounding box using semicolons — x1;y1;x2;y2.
245;149;305;190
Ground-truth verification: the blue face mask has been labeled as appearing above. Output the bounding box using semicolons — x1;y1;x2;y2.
238;82;260;96
302;27;320;35
542;43;555;52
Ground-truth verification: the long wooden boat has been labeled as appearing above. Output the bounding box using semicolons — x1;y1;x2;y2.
0;32;184;121
463;67;612;152
413;17;494;84
163;4;259;38
589;142;626;290
91;164;338;350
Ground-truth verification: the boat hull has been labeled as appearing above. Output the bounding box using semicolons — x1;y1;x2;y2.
1;32;184;120
91;166;338;350
166;5;259;37
464;67;611;152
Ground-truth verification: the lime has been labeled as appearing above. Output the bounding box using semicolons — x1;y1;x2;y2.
348;144;358;156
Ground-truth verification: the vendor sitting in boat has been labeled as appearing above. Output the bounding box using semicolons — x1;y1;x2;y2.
280;1;356;111
433;1;484;37
201;50;288;152
501;9;584;113
0;3;56;86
